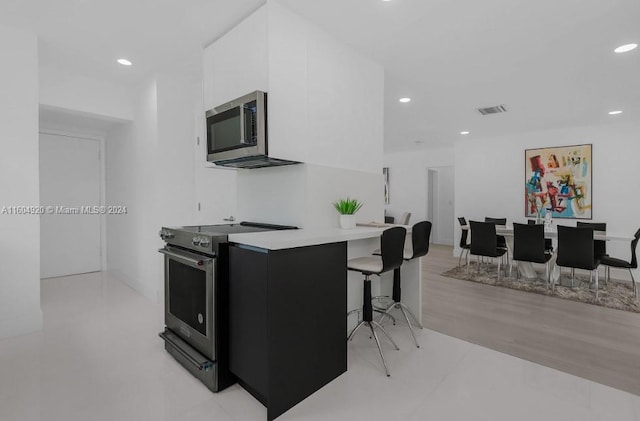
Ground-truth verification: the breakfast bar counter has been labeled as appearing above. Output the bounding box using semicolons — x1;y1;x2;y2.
228;226;388;250
226;225;422;420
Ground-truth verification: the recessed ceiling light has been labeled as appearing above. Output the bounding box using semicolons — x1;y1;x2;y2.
382;0;394;2
117;58;133;66
608;110;623;115
460;131;470;135
614;43;638;53
399;97;411;103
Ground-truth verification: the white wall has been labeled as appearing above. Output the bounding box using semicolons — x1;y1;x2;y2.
236;164;383;229
383;147;455;224
156;69;198;227
0;25;43;339
40;63;133;121
304;165;383;228
236;165;308;227
454;120;640;261
106;60;214;302
106;80;160;301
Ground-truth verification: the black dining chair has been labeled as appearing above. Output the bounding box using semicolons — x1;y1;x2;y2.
469;221;508;279
577;222;608;283
512;223;553;286
556;225;602;299
347;226;406;376
600;228;640;300
527;219;554;252
576;222;608;260
485;217;508;251
376;221;431;348
457;217;471;266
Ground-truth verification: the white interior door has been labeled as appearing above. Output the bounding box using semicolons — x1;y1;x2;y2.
40;133;101;279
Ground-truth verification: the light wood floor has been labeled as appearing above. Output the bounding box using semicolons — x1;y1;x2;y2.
421;244;640;396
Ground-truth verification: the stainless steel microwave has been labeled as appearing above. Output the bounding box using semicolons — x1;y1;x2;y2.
206;91;267;163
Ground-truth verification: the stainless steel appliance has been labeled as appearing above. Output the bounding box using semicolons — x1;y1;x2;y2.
205;90;299;169
158;222;296;392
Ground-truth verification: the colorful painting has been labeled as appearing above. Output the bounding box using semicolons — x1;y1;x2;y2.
525;144;592;219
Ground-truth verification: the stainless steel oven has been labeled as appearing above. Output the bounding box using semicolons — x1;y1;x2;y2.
158;222;297;393
160;246;215;359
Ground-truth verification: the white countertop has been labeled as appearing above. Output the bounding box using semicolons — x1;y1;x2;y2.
228;226;388;250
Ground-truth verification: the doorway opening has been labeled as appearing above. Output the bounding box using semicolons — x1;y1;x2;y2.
426;166;454;245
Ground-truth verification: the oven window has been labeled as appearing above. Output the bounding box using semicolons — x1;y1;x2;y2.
168;260;207;335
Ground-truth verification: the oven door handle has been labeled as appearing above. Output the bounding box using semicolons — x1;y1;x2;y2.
159;247;214;268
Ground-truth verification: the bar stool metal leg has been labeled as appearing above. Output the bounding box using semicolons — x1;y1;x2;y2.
348;275;399;376
348;320;366;341
368;324;390;377
371;321;399;350
377;268;423;348
397;305;419;348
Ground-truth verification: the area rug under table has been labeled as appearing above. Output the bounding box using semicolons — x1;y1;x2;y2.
441;263;640;313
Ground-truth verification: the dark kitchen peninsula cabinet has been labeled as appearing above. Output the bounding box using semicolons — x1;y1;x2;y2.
228;241;347;421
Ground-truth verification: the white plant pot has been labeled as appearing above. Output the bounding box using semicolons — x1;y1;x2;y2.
339;214;356;229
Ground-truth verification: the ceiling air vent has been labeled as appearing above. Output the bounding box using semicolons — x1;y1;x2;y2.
477;104;507;115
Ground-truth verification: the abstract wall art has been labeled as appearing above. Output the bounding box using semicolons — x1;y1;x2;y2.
525;144;592;219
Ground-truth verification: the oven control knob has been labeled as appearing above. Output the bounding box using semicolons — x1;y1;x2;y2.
167;231;174;239
160;229;174;239
199;238;211;247
192;237;200;246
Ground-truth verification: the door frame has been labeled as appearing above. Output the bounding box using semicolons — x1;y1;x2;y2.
39;129;107;272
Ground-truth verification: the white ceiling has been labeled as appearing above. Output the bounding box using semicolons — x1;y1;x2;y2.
0;0;264;84
2;0;639;152
277;0;640;152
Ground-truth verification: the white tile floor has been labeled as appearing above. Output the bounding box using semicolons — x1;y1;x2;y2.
1;272;639;421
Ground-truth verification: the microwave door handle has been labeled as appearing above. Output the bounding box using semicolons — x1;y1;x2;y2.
239;105;247;144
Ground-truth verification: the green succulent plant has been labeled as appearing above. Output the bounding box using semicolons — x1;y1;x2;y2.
333;197;363;215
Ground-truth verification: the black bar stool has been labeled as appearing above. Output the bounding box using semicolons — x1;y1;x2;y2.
377;221;431;348
347;226;406;377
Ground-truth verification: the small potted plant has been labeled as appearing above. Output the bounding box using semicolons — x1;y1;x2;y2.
333;197;363;229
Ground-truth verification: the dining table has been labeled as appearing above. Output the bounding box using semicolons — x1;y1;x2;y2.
461;225;635;283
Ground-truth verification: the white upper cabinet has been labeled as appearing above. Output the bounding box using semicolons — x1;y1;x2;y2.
202;2;384;174
203;6;268;111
